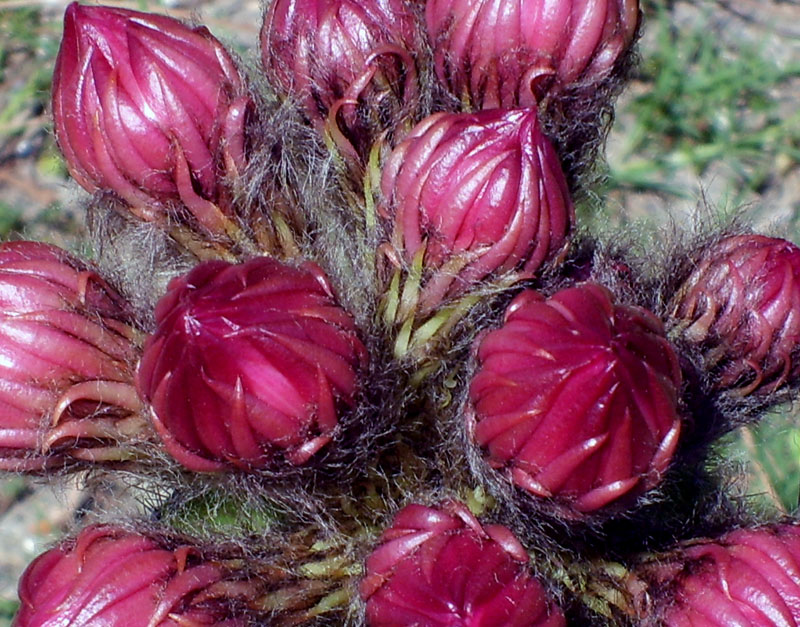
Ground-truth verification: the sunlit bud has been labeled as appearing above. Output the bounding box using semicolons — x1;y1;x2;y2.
645;524;800;627
261;0;418;159
672;234;800;396
469;284;682;514
14;524;253;626
52;3;253;237
0;241;143;472
381;108;573;315
426;0;640;109
360;501;566;626
137;257;369;471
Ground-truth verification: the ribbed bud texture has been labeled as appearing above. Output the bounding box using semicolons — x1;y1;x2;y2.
648;525;800;626
672;234;800;395
261;0;418;157
360;501;566;626
137;257;368;471
14;525;250;626
426;0;640;109
469;284;682;514
381;108;573;313
52;3;251;235
0;241;142;472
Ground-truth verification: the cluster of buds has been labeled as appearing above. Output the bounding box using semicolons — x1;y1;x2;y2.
671;233;800;396
0;241;144;472
15;525;259;626
360;501;566;626
261;0;419;163
468;284;682;515
426;0;641;109
137;257;368;471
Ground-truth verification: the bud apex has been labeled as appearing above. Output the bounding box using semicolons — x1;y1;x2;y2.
469;284;682;514
0;241;143;472
360;501;565;626
381;108;573;315
137;257;369;471
52;3;252;237
15;524;252;626
261;0;418;159
426;0;640;109
672;234;800;396
646;524;800;626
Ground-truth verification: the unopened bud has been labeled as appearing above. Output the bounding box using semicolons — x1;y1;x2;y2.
468;284;682;514
360;501;565;626
137;257;368;471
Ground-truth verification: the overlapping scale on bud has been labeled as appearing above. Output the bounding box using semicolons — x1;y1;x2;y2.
641;524;800;626
14;524;256;626
426;0;640;110
468;283;682;515
380;108;573;353
261;0;419;162
137;257;368;472
52;3;255;249
0;241;144;472
671;234;800;396
360;501;565;626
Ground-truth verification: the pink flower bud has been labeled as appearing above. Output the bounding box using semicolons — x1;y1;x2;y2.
381;108;573;314
468;284;682;514
14;524;251;626
0;241;143;472
137;257;369;471
52;3;252;236
360;501;565;626
649;525;800;627
426;0;640;109
261;0;418;159
672;234;800;396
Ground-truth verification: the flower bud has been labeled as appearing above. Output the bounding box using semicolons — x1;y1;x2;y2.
645;524;800;626
261;0;418;159
52;3;252;237
137;257;369;471
381;108;573;316
360;501;565;626
468;284;682;514
15;524;252;626
426;0;640;109
0;241;143;472
671;234;800;396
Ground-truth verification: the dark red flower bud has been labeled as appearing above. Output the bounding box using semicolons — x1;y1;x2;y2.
0;241;143;472
381;108;573;316
672;234;800;396
14;524;252;626
360;501;566;626
52;3;252;237
261;0;418;159
426;0;640;109
646;524;800;626
468;284;682;514
137;257;368;471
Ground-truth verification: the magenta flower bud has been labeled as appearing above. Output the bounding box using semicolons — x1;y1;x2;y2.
14;524;251;626
261;0;418;159
137;257;369;471
0;241;143;472
381;108;573;315
648;525;800;626
360;501;566;626
672;234;800;396
468;284;682;514
52;3;252;236
426;0;640;109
